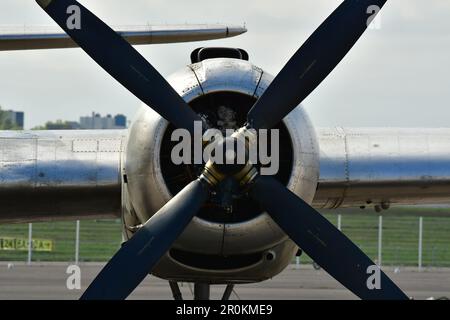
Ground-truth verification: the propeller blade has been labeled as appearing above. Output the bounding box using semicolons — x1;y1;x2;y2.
249;175;408;300
36;0;202;134
81;178;210;300
247;0;387;130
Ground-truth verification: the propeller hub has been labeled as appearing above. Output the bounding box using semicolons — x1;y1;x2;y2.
201;127;258;187
213;137;248;176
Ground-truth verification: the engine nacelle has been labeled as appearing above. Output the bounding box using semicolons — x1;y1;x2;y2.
123;58;320;283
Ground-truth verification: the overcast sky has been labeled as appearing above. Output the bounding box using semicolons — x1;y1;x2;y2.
1;0;450;129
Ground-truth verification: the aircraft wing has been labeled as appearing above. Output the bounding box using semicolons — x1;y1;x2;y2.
3;127;450;224
0;129;125;223
0;24;246;51
313;127;450;209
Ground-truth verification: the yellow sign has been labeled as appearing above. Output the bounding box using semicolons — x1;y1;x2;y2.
0;238;53;252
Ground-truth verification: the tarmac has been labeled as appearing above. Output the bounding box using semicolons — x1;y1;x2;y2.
0;262;449;300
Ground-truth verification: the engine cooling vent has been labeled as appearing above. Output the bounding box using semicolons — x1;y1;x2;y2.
191;47;249;63
169;248;262;270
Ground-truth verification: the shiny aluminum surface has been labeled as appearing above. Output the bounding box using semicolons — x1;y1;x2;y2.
0;130;125;223
314;127;450;209
0;24;246;51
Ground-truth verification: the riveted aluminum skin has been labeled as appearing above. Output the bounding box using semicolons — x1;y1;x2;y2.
0;130;125;223
313;127;450;209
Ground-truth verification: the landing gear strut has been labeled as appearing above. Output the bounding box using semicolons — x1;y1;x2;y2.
169;281;183;300
221;284;234;300
194;283;210;300
169;282;236;300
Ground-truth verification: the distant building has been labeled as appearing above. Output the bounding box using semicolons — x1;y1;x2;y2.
2;110;24;129
80;112;127;129
114;114;127;128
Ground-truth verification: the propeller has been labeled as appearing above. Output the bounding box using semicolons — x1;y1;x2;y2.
248;175;408;300
81;178;210;300
243;0;406;299
247;0;387;130
36;0;202;135
36;0;408;300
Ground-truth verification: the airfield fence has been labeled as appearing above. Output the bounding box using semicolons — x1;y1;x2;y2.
1;213;450;269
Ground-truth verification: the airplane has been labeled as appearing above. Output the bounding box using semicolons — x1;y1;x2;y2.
1;0;449;300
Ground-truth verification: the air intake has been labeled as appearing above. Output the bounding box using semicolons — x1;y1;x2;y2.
191;47;249;63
